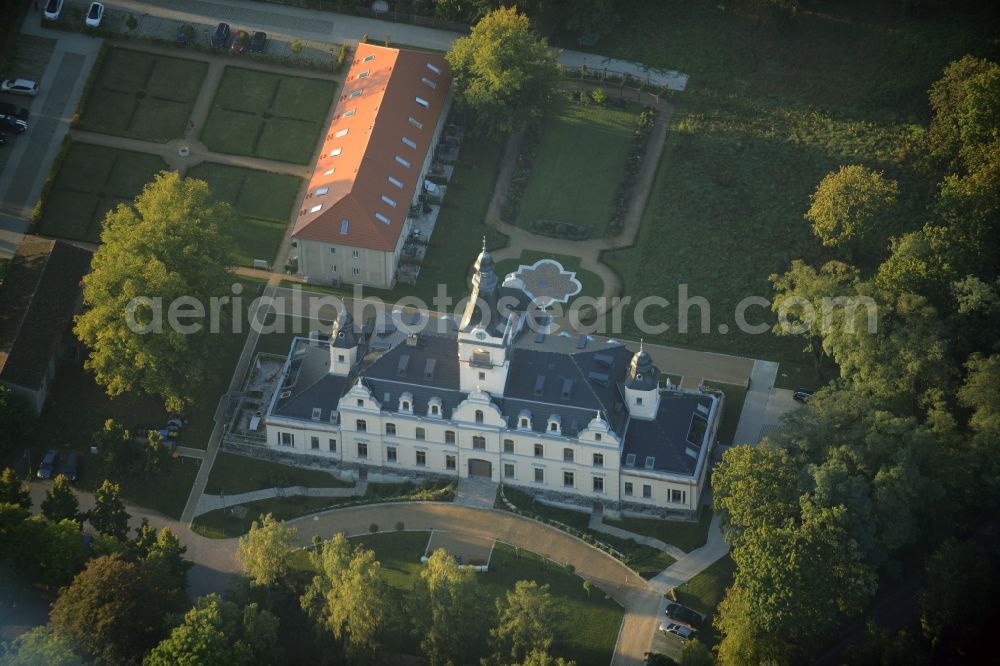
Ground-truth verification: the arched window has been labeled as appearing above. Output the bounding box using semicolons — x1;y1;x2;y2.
475;410;484;424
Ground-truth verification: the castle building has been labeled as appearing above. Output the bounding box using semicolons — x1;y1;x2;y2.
263;246;723;517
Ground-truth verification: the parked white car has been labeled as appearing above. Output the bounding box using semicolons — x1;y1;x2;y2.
85;2;104;28
43;0;64;21
1;79;39;96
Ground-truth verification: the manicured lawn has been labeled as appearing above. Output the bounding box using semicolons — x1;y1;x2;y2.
672;553;737;648
35;142;168;242
77;47;207;141
77;455;201;520
515;95;638;235
191;479;455;538
606;507;714;553
185;162;303;266
386;133;509;304
501;486;675;578
706;381;748;447
495;250;605;303
205;452;354;495
293;533;623;665
595;0;994;380
200;67;335;164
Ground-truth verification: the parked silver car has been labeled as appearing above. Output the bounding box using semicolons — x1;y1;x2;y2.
1;78;39;96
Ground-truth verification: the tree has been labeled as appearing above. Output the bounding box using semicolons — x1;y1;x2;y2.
0;385;34;458
0;625;85;666
144;594;282;666
236;513;297;588
142;429;166;474
565;0;619;46
958;353;1000;440
0;467;30;509
712;446;800;547
300;533;389;659
928;55;1000;172
89;480;130;540
805;165;898;256
680;639;714;666
517;648;575;666
73;171;236;413
769;259;861;373
139;526;192;593
412;548;485;666
36;519;90;587
490;580;557;664
446;6;560;136
50;555;183;665
919;538;998;658
93;419;134;479
41;475;80;524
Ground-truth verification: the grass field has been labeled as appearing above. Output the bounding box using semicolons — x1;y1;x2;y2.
292;532;623;664
606;507;714;553
672;554;737;647
185;162;302;266
516;95;638;235
77;47;207;141
495;250;605;303
205;452;354;495
34;142;168;242
592;0;996;385
201;67;335;164
501;486;675;578
706;382;748;447
191;479;455;538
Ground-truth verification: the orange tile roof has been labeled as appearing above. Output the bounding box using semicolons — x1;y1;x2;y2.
292;43;451;252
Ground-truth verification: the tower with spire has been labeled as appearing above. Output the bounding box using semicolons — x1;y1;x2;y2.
623;341;661;419
457;240;515;393
328;307;360;376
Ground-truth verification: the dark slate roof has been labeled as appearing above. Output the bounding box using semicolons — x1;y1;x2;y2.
501;345;632;437
0;237;91;390
621;390;716;476
366;380;467;420
272;341;349;420
363;334;461;390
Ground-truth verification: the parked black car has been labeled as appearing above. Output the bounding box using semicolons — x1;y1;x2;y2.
59;451;82;483
37;449;59;479
210;22;230;48
0;102;28;133
665;603;704;629
250;31;267;53
792;389;814;403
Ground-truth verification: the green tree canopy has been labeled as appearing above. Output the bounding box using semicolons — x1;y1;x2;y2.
50;554;184;664
805;165;898;255
0;468;30;509
41;475;80;524
490;580;557;664
73;171;236;413
928;55;1000;172
712;446;800;547
300;533;389;659
144;594;282;666
412;548;486;666
446;6;561;137
0;625;85;666
236;513;297;588
89;480;130;540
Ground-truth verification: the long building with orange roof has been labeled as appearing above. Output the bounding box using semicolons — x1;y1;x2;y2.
291;43;452;289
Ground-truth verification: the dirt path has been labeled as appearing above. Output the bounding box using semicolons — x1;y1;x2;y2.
488;82;672;308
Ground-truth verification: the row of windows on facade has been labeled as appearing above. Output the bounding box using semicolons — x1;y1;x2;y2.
349;400;599;440
286;427;606;465
277;432;687;503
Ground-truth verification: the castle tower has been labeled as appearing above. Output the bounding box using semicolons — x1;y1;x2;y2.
623;342;661;419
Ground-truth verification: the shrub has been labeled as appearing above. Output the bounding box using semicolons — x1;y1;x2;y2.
291;39;302;54
125;14;137;31
336;43;349;70
369;522;378;533
591;87;606;105
394;520;405;531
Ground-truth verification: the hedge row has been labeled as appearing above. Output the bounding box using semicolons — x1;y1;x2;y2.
607;106;657;235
